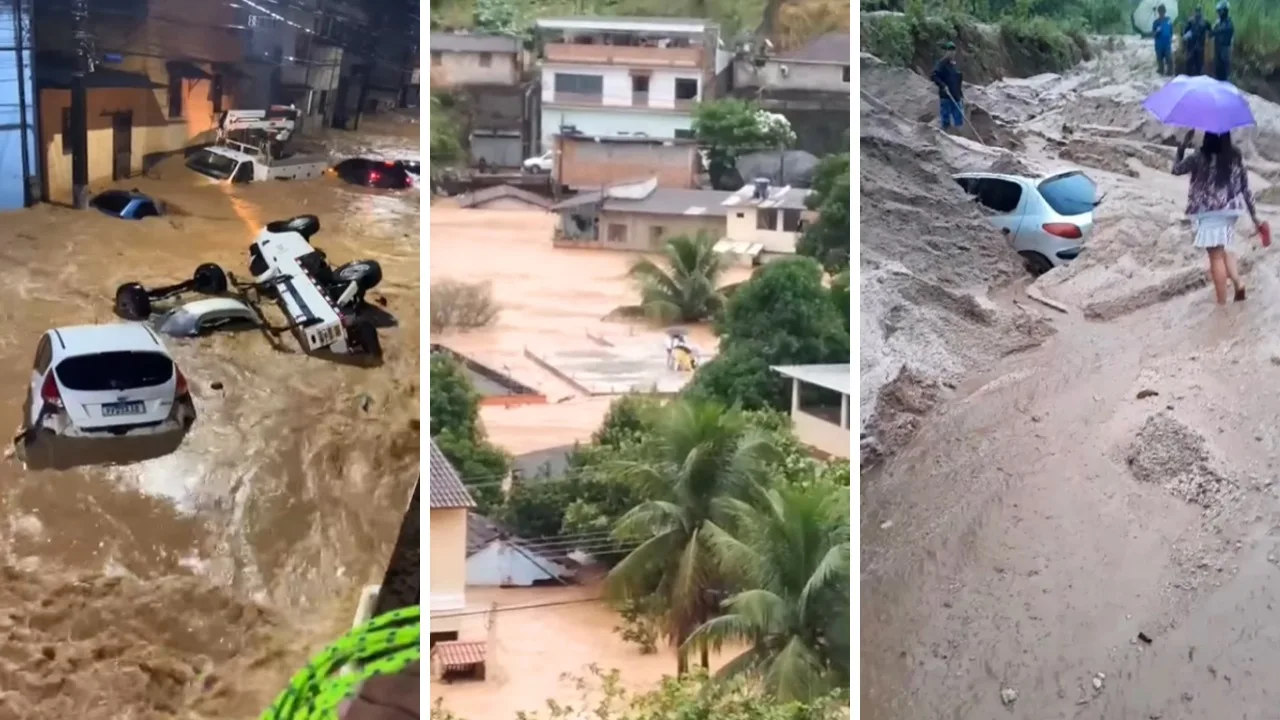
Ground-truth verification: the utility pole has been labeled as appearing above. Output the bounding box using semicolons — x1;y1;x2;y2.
13;0;30;206
70;0;93;209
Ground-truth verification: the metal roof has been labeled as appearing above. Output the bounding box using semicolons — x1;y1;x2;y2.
430;32;521;54
771;364;851;395
429;440;477;509
606;188;733;217
778;33;851;63
536;17;713;33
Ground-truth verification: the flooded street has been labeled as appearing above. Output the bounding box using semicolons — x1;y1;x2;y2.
0;118;419;719
861;38;1280;720
430;202;745;451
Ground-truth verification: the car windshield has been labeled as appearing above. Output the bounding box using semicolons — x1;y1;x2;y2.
90;192;131;215
1038;172;1097;216
56;351;174;391
185;150;237;180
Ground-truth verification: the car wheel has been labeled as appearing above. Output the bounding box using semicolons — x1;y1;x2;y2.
265;214;320;240
114;282;152;321
349;320;382;359
1020;251;1054;276
335;259;383;292
192;263;228;295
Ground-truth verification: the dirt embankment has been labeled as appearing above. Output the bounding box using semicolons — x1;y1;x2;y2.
860;11;1092;84
858;76;1054;465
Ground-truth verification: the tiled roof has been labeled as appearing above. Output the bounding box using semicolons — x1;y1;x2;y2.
432;640;487;669
429;440;477;509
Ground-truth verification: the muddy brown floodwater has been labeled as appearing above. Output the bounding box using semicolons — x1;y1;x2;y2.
0;117;420;719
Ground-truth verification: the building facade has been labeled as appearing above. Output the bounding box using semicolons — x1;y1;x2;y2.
429;33;522;88
772;364;850;459
535;17;727;151
722;183;815;254
556;134;699;190
429;441;476;643
732;33;851;156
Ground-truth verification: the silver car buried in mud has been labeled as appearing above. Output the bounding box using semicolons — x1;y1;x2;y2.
953;169;1100;275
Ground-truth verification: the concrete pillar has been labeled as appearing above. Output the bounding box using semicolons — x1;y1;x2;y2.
840;393;849;429
791;378;800;415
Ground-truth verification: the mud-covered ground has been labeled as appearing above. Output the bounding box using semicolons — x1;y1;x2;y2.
862;38;1280;719
0;117;420;720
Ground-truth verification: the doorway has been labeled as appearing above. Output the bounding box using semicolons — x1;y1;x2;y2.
111;111;133;181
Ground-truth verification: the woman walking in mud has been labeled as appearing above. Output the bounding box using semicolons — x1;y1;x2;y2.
1172;129;1261;304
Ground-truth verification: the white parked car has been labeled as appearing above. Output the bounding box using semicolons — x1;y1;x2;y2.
522;151;554;174
952;169;1099;275
22;324;196;441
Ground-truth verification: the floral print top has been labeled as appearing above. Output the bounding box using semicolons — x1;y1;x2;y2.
1172;149;1256;218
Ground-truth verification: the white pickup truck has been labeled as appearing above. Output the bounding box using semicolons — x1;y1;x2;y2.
184;107;329;184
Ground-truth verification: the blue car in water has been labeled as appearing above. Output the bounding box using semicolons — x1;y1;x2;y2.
89;189;163;220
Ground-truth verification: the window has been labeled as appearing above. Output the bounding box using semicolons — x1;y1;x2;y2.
554;73;604;97
211;74;224;114
318;90;329;115
649;225;666;247
479;52;492;67
735;212;745;218
168;75;183;119
295;32;312;59
232;161;254;184
631;74;649;93
674;128;694;139
431;51;442;66
842;65;850;82
55;352;174;391
61;108;71;155
33;337;52;373
974;178;1023;214
429;631;459;648
756;208;778;231
1037;171;1097;215
607;223;628;243
782;208;803;232
674;78;699;101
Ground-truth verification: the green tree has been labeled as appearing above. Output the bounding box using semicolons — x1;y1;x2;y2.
687;484;850;702
605;400;778;675
429;353;509;511
830;270;850;333
687;258;849;410
693;99;797;188
796;154;850;272
629;233;727;324
430;94;463;164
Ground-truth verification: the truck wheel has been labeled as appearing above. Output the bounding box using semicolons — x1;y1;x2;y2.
248;251;268;277
192;263;228;295
350;320;382;359
266;214;320;240
335;260;382;291
114;282;152;320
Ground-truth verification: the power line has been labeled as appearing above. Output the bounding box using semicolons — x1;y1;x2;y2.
430;595;607;620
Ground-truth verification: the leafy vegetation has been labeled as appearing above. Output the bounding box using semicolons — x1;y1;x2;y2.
797;153;850;272
629;233;727;324
429;353;510;511
693;100;797;189
686;258;849;411
430;93;464;165
1174;0;1280;99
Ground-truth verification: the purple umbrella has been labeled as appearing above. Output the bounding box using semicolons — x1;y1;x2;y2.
1142;75;1256;134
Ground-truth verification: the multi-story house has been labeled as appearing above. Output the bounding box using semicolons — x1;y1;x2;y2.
534;16;728;152
429;33;522;88
732;33;850;155
428;440;476;646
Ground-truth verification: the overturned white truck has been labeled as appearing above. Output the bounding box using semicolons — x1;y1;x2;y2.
114;215;386;360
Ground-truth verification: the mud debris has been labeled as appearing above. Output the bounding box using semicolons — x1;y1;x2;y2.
1127;413;1237;508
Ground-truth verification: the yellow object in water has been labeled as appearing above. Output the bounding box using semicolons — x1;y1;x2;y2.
672;347;696;372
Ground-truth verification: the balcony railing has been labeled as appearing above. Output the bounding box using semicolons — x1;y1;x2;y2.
549;92;698;111
544;43;702;68
553;91;605;106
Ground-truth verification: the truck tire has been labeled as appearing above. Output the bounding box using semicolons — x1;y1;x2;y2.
349;320;382;359
248;250;268;278
192;263;228;295
265;214;320;240
114;282;152;320
334;260;383;291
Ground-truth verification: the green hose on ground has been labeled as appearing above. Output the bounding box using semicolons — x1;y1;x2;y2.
259;604;421;720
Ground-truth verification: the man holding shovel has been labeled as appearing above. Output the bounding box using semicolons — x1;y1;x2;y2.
931;41;965;132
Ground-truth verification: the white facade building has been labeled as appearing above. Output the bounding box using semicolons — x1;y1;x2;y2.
535;17;725;151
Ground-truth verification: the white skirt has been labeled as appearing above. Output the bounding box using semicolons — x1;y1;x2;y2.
1193;211;1240;249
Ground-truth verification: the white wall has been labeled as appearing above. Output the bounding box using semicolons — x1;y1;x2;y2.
541;65;703;109
540;106;693;150
467;541;566;587
726;206;804;253
734;59;851;94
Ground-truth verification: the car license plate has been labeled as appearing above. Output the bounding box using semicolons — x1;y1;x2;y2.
102;401;145;417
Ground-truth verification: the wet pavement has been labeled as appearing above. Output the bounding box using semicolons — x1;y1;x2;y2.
0;117;420;718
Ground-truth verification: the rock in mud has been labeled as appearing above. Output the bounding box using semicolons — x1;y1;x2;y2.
1127;413;1237;508
1000;687;1018;706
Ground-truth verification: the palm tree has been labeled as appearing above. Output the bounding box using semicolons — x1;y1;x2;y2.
629;233;726;323
685;483;850;702
605;401;778;675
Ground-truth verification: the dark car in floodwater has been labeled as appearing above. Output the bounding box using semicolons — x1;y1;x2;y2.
90;190;163;220
330;158;417;190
